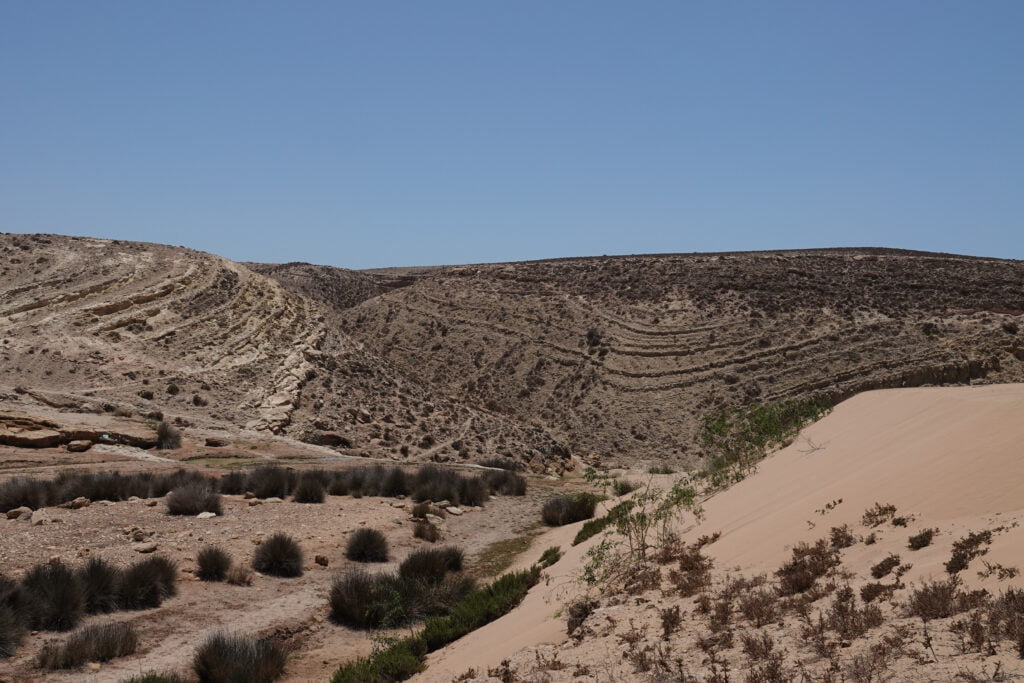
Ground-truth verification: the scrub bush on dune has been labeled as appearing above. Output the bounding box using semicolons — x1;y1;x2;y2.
398;547;464;584
253;533;304;578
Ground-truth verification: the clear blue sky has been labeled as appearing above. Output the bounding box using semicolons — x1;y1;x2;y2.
2;2;1022;268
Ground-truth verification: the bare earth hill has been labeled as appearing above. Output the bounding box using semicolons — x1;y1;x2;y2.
0;233;567;472
259;248;1024;467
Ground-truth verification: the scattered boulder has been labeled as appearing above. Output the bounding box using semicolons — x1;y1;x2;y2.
133;542;158;554
315;555;329;567
59;497;90;510
6;506;31;520
205;437;229;447
445;506;463;516
248;499;262;507
30;509;51;526
425;514;445;526
196;511;217;519
263;497;284;504
66;440;93;452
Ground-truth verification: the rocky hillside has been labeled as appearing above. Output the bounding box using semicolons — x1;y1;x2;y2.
0;234;568;472
261;249;1024;467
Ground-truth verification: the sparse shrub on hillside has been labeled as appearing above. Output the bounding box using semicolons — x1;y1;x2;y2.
860;582;897;604
906;577;987;620
156;421;182;450
37;622;138;669
830;525;856;549
346;529;389;563
566;598;598;637
538;546;562;569
253;533;304;578
572;513;615;546
292;474;325;504
825;586;884;639
21;560;84;631
479;457;521;471
668;545;713;597
541;493;599;526
908;528;937;550
739;588;781;627
945;530;993;574
246;466;294;499
77;557;121;614
861;503;897;528
414;520;440;543
193;632;287;683
197;546;232;582
775;539;840;596
647;465;676;475
410;466;489;507
871;554;901;579
166;483;221;516
119;556;177;610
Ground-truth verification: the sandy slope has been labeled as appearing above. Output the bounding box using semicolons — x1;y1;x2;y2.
416;384;1024;681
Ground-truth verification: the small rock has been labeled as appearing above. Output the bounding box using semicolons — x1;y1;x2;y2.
391;502;407;509
128;496;141;502
445;506;463;516
196;511;217;519
205;437;230;447
263;497;284;504
134;542;158;554
145;500;158;507
62;497;90;510
131;530;147;542
315;555;329;567
248;499;263;507
425;514;444;525
6;506;31;520
435;500;451;508
98;500;116;506
86;662;101;671
67;440;93;452
31;510;50;526
18;511;31;521
243;491;256;499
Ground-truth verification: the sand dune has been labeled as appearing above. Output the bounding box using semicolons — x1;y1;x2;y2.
417;384;1024;681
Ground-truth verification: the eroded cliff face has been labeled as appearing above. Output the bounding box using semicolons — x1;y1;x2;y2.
282;248;1024;467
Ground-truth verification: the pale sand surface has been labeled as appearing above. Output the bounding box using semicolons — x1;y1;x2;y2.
417;384;1024;681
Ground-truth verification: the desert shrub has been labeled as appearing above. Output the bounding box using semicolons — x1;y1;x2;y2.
482;469;527;496
156;421;182;450
330;638;425;682
120;556;178;610
0;476;54;512
986;588;1024;649
121;673;189;683
541;493;599;526
668;545;714;597
860;582;897;603
409;465;488;507
0;607;23;658
741;631;776;662
538;546;562;569
775;539;840;596
246;466;294;499
457;476;489;507
329;570;406;629
413;520;440;543
572;510;619;545
612;479;637;496
346;528;389;563
830;525;856;549
419;567;542;651
861;503;897;528
647;465;676;474
739;588;780;627
193;632;287;683
945;530;992;574
218;471;247;495
380;468;409;497
906;577;987;620
166;483;221;516
908;528;937;550
253;533;303;578
21;560;84;631
871;554;901;579
411;501;431;519
78;557;121;614
566;598;598;636
37;622;138;669
226;565;254;586
826;586;884;639
197;546;232;582
399;547;464;584
292;474;326;504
